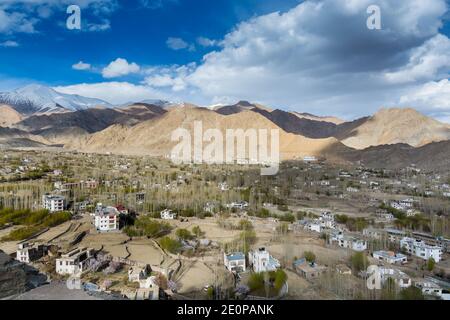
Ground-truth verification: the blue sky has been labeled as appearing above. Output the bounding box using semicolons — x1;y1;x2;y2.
0;0;300;86
1;0;450;122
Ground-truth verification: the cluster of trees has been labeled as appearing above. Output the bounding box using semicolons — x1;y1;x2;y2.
248;269;288;296
335;214;369;232
159;236;182;254
379;204;432;232
123;216;171;238
1;208;71;241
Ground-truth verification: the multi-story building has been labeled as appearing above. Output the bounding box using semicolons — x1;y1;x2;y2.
16;243;48;264
248;247;280;273
329;231;367;252
56;247;94;275
94;204;120;232
400;237;443;262
42;194;65;212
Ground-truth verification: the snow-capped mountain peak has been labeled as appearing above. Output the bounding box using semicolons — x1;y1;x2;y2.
0;84;113;114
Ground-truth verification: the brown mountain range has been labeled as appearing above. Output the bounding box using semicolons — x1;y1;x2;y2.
2;98;450;170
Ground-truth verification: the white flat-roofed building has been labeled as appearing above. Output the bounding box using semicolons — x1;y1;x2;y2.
224;252;246;273
94;205;119;232
400;237;443;262
415;281;443;297
42;194;65;212
248;247;280;273
56;247;94;275
373;250;407;264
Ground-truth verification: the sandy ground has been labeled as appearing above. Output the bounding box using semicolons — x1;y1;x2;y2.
127;239;165;265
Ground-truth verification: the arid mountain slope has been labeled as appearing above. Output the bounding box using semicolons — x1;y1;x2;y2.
292;112;345;125
0;127;51;148
14;104;166;135
0;104;23;127
337;108;450;149
328;140;450;171
67;105;346;160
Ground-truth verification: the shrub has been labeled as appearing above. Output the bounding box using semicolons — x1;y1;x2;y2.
159;237;182;254
248;272;265;291
176;228;193;241
350;252;368;272
303;251;316;263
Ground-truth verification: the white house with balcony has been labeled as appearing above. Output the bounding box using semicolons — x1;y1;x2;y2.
248;247;280;273
330;232;367;252
400;237;443;262
94;204;120;232
42;194;66;212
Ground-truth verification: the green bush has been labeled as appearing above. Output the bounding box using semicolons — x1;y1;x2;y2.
303;251;316;263
159;237;182;254
248;272;265;291
399;286;424;300
132;216;172;237
350;252;368;272
175;228;194;241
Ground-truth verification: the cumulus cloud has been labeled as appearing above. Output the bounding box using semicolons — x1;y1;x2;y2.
102;58;140;78
399;79;450;122
168;0;450;120
53;82;167;105
385;34;450;84
0;9;37;34
72;61;92;71
143;63;196;92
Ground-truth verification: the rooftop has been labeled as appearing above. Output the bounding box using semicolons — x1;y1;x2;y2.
226;252;245;261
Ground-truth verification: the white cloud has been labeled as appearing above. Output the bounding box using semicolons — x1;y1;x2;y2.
143;63;196;92
53;82;167;105
197;37;217;47
72;61;92;71
0;0;118;34
385;34;450;84
86;20;111;32
168;0;450;119
0;9;37;34
398;79;450;122
102;58;140;78
166;37;189;50
0;40;19;47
